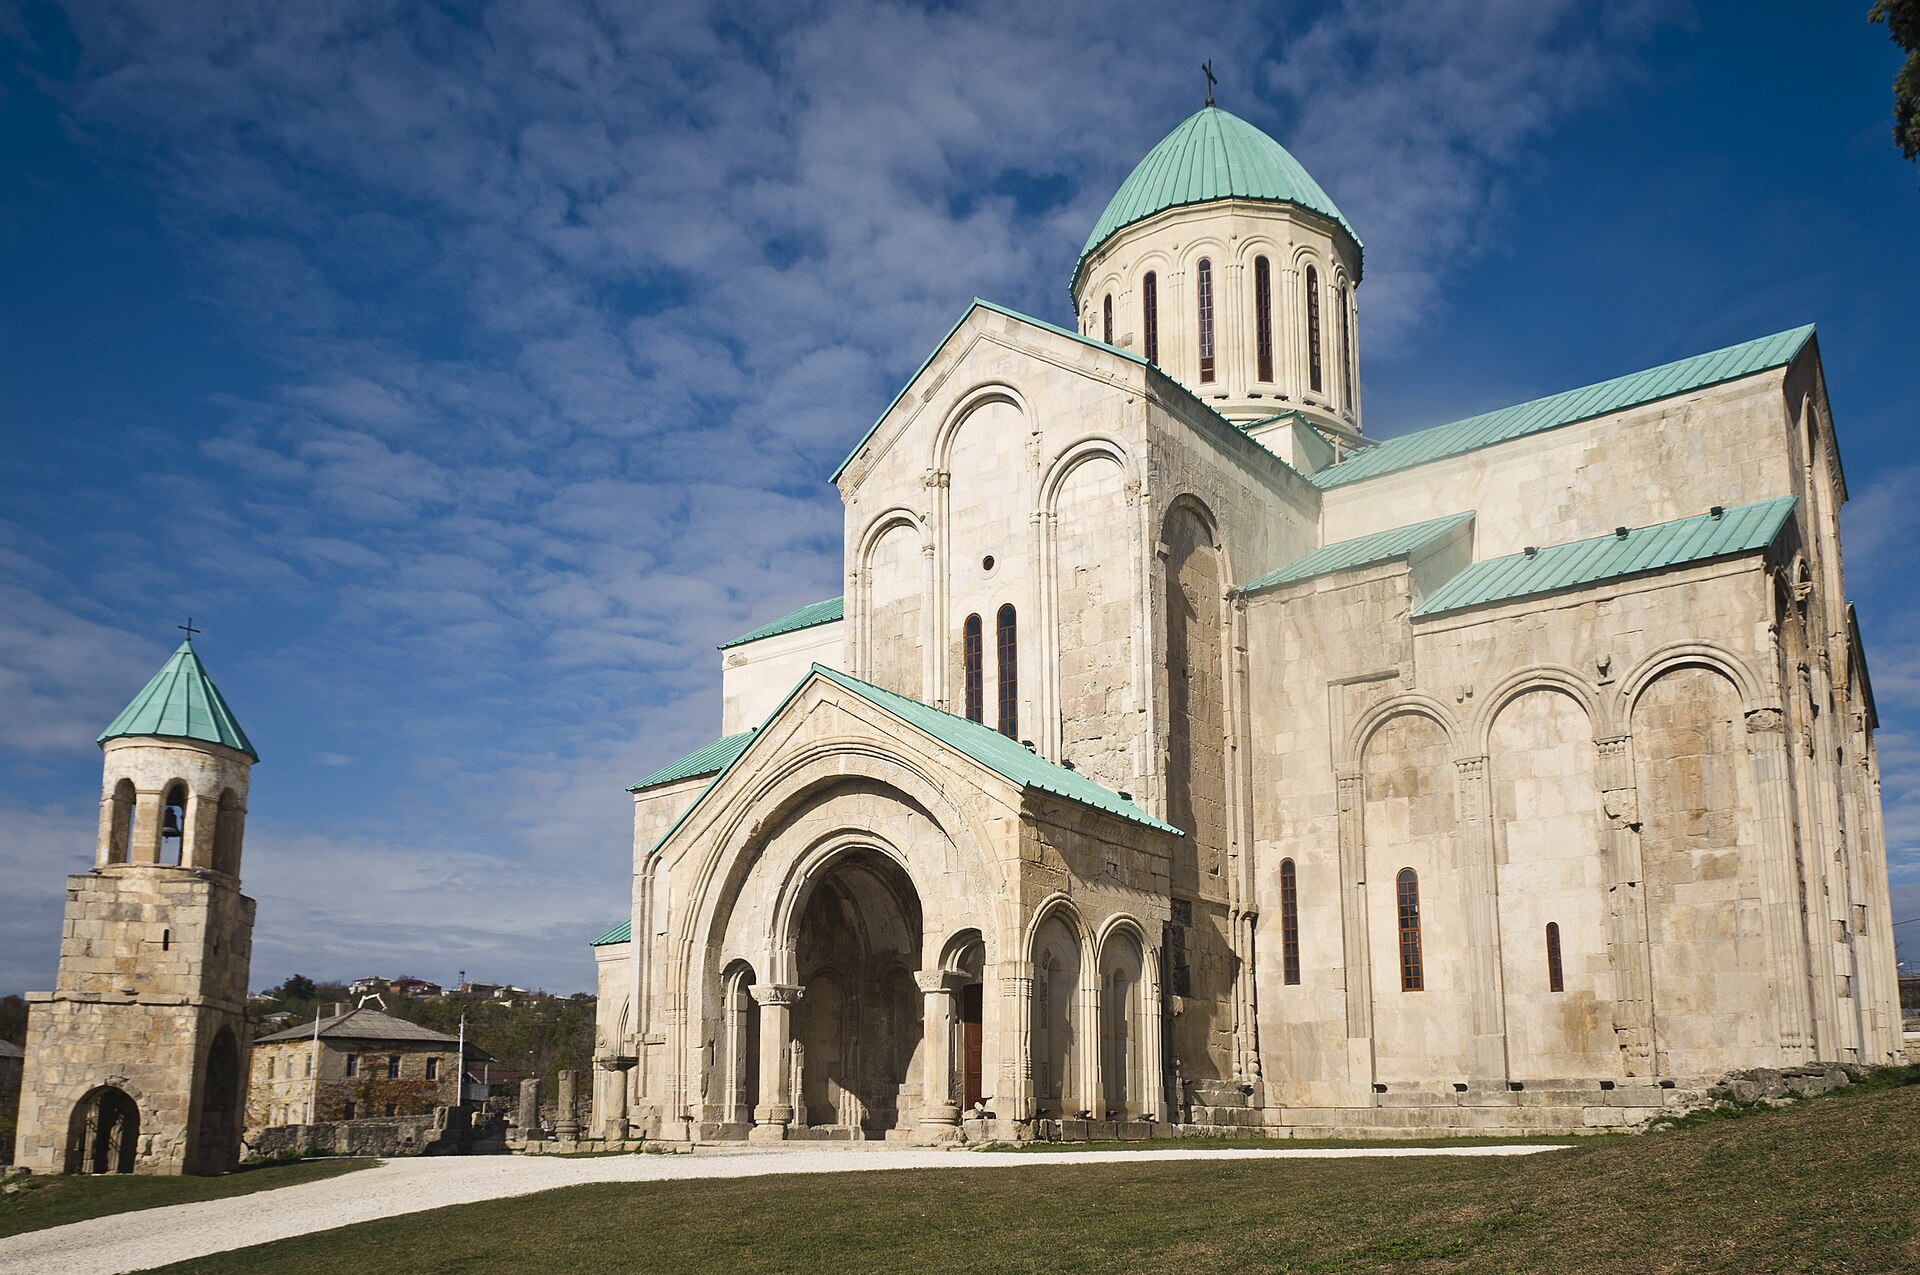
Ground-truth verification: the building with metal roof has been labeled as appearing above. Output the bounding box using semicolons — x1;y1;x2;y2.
589;95;1898;1151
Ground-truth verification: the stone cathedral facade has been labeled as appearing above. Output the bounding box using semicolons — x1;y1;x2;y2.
589;106;1899;1141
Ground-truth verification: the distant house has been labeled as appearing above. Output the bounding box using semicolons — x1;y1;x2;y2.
387;978;442;999
249;1007;489;1127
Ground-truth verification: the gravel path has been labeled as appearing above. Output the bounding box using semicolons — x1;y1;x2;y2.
1;1141;1568;1275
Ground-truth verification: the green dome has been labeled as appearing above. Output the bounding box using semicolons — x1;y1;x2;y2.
1074;106;1361;293
98;641;258;761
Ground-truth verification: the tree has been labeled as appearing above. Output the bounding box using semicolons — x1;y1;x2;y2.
272;974;319;1002
1872;0;1920;163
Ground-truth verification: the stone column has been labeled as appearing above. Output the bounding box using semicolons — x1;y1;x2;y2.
749;984;802;1141
914;970;964;1141
597;1056;635;1140
555;1069;581;1141
1334;771;1375;1094
1595;735;1656;1075
1454;755;1510;1090
1003;960;1035;1122
1745;707;1817;1058
517;1077;543;1141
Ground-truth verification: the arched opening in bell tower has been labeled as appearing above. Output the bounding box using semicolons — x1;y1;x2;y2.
65;1086;140;1174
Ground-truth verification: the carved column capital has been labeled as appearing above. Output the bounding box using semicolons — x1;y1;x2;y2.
914;969;967;995
750;983;804;1007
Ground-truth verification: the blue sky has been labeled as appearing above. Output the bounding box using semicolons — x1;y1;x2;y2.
2;1;1916;996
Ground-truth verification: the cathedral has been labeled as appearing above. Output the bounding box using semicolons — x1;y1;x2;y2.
588;104;1900;1141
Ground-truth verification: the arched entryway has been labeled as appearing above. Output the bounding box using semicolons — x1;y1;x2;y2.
1031;911;1083;1118
789;849;923;1137
192;1027;243;1173
65;1086;139;1175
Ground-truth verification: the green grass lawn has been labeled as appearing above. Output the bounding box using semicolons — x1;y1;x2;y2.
150;1075;1920;1274
0;1157;372;1239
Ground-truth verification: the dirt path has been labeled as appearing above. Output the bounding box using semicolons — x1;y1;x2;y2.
0;1142;1568;1275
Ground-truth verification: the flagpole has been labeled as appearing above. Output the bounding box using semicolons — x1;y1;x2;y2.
304;1008;321;1125
456;1012;466;1108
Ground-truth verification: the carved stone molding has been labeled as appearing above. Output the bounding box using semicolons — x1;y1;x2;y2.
914;969;967;995
1746;707;1786;734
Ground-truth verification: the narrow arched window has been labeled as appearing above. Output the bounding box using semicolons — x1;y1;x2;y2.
962;614;984;724
160;783;187;867
995;604;1017;737
1279;858;1300;985
1102;294;1113;345
1306;265;1323;394
161;928;171;952
1395;867;1423;991
1546;922;1564;992
1254;257;1273;382
1142;272;1159;365
1338;283;1354;407
1195;258;1215;383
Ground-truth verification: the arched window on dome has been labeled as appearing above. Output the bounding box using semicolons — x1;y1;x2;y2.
1142;272;1159;365
1253;257;1274;383
1306;265;1323;394
1339;283;1354;408
1102;294;1113;346
995;605;1017;738
1195;258;1215;383
963;614;984;724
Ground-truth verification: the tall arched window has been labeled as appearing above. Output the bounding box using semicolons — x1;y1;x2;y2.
1195;258;1215;383
1279;858;1300;985
995;604;1017;737
108;778;135;865
963;614;984;724
1545;922;1565;992
1306;265;1323;393
1102;294;1113;346
1253;257;1273;382
1395;867;1423;991
1142;272;1159;365
1338;283;1354;407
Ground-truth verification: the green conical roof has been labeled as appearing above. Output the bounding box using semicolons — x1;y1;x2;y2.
1074;106;1361;293
98;641;258;761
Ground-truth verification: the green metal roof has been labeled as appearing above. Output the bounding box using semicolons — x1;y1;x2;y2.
1414;497;1797;618
719;597;845;650
1075;106;1361;295
629;729;757;793
1312;326;1816;491
592;920;631;946
1240;512;1474;596
809;666;1179;835
98;641;257;760
830;298;1143;485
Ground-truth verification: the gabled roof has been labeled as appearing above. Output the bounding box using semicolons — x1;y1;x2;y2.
592;920;631;946
254;1006;473;1047
718;596;844;650
1239;512;1474;596
629;729;757;793
1075;106;1360;294
807;666;1179;835
646;665;1180;859
98;641;258;761
831;297;1143;484
1414;497;1797;618
1312;326;1816;492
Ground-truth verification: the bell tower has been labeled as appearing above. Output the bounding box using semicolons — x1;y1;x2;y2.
15;636;260;1175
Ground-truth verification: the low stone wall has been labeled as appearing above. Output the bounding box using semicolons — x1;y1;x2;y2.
248;1107;506;1160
